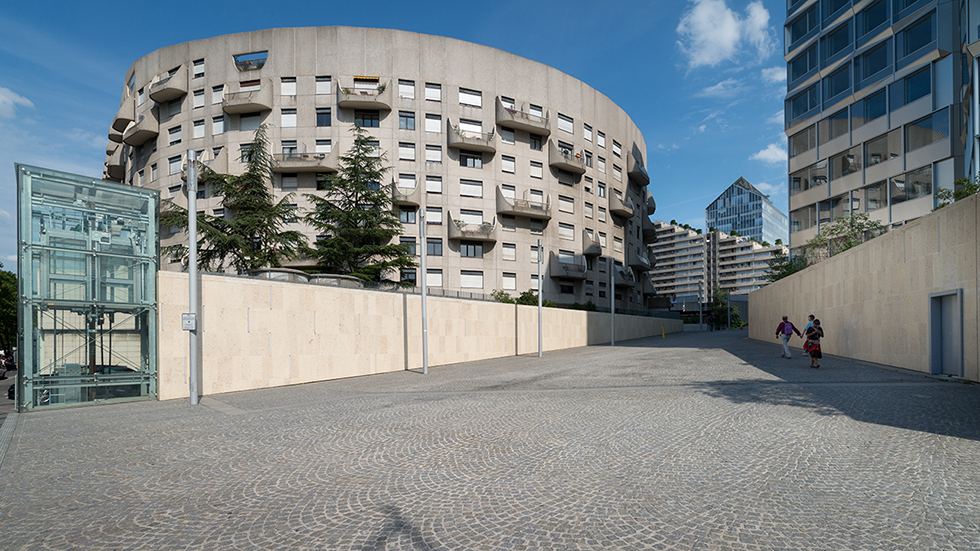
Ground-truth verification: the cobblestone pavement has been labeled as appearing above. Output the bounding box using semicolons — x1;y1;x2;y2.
1;330;979;550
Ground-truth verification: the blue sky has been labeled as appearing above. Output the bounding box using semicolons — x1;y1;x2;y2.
0;0;790;271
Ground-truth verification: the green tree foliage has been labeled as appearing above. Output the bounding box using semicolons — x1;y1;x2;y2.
302;126;416;282
491;289;557;307
160;124;306;274
709;286;741;328
766;248;809;282
934;176;980;210
802;212;884;260
0;261;16;352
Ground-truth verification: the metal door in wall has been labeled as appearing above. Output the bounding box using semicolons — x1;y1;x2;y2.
929;290;963;377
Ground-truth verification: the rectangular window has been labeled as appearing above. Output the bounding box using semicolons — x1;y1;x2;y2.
530;274;539;291
901;14;933;58
427;269;443;287
584;150;593;167
316;76;331;95
137;88;145;106
823;63;851;102
281;77;296;96
240;80;260;92
819;109;848;145
460;179;483;198
584;124;593;141
316;173;332;191
459;88;482;108
193;120;204;139
787;6;817;47
193;89;205;108
425;83;441;102
169;126;182;145
530;245;540;263
529;161;543;179
559;222;574;240
865;129;902;167
281;174;298;190
905;109;949;153
425;145;442;163
613;237;623;252
597;156;606;173
830;145;862;180
865;180;887;211
502;272;517;290
168;155;181;175
398;173;417;189
398;79;415;99
399;111;415;130
425;114;441;133
855;89;886;129
598;207;607;223
459;209;483;225
460;270;484;289
399;143;416;161
399;207;417;224
822;21;852;61
788;84;818;120
459;150;482;168
281;109;297;128
500;127;515;144
193;59;205;78
212;85;223;104
501;184;515;199
597;131;605;148
891;165;932;205
241;113;261;132
281;141;298;155
459;241;483;258
856;41;889;82
558;195;574;214
529;133;542;150
502;243;517;261
584;202;594;219
857;0;887;39
612;140;622;158
501;214;516;231
458;119;482;134
151;164;157;180
355;110;380;128
598;232;607;247
500;96;515;109
426;175;443;193
168;184;182;197
501;155;515;173
557;171;574;187
558;113;574;134
401;270;417;284
788;45;818;83
427;238;443;256
613;165;622;182
597;182;606;198
168;98;181;118
891;67;930;111
789;126;815;157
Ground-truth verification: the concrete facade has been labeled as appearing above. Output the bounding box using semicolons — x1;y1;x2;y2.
157;271;682;401
748;193;979;381
105;27;655;310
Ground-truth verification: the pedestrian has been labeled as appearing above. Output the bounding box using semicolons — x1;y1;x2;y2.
775;315;802;359
801;314;815;356
805;319;824;368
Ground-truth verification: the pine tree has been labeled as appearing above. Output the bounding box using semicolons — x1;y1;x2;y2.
302;126;416;282
160;124;306;274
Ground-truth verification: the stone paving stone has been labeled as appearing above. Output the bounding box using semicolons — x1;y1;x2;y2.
0;330;978;550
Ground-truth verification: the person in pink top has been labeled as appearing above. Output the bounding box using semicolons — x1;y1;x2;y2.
775;316;802;359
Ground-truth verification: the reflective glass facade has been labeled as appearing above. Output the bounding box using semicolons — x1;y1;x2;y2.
16;164;159;411
705;178;788;246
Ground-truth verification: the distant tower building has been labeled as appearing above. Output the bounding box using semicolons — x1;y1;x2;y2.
704;177;788;245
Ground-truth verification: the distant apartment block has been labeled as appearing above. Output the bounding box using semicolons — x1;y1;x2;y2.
705;177;788;246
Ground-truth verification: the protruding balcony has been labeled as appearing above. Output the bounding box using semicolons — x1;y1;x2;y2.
111;98;135;133
105;146;125;181
629;247;652;271
222;82;273;114
495;97;551;136
627;152;650;186
182;147;229;181
123;110;159;147
646;190;656;216
391;183;423;207
642;216;657;243
108;127;123;143
609;193;635;218
272;150;340;173
448;216;498;243
448;121;496;154
641;274;658;296
548;141;586;175
495;186;551;220
148;65;188;103
582;230;602;256
549;252;588;280
337;81;391;110
614;268;636;288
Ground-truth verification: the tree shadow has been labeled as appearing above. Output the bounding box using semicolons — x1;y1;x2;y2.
361;504;434;550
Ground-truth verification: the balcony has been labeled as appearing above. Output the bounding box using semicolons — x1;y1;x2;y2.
495;186;551;220
108;127;123;143
105;146;125;181
495;97;550;136
614;268;636;288
448;216;498;243
222;83;273;114
148;65;188;103
447;121;496;154
641;274;658;296
549;252;588;280
627;152;650;186
111;99;135;133
608;193;635;218
391;183;423;207
548;141;586;175
122;110;159;147
272;150;340;173
582;230;602;256
182;148;229;181
629;247;652;271
337;81;391;110
642;217;657;243
646;190;656;216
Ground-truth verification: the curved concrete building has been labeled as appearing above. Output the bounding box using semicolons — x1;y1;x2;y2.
104;27;657;309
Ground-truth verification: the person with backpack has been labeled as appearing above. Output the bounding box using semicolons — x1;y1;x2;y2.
805;319;824;368
775;316;802;359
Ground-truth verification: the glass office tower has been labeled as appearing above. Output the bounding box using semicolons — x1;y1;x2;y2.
705;177;788;246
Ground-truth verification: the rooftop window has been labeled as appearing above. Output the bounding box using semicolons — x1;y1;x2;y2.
234;51;268;72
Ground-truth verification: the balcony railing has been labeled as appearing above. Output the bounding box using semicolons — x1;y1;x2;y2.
447;122;496;154
337;81;391;110
222;83;273;114
609;193;635;218
148;65;188;103
495;186;551;220
111;98;135;133
549;252;588;280
272;151;339;173
391;183;423;207
582;229;602;257
614;268;637;288
495;97;551;136
448;216;498;242
627;152;650;186
122;110;159;147
548;141;586;175
629;247;652;271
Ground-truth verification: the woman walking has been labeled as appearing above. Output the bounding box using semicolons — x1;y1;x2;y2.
805;319;824;368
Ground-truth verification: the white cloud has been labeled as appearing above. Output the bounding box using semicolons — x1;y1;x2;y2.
0;87;34;119
0;208;12;228
696;78;744;98
64;128;106;150
698;125;707;132
754;181;783;196
676;0;774;69
749;143;787;165
761;66;786;84
766;110;784;126
2;255;16;262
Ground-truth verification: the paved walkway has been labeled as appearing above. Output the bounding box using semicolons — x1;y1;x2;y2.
0;330;978;550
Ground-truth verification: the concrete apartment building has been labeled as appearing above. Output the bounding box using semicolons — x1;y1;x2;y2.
705;177;788;245
784;0;967;252
650;221;788;300
103;27;657;310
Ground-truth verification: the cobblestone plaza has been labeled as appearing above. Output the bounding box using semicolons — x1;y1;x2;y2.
1;330;978;550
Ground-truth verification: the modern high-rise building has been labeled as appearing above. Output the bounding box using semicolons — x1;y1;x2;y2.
704;177;788;245
103;27;657;310
783;0;967;252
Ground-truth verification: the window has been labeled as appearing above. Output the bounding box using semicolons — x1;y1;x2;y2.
865;181;887;211
427;238;443;256
789;126;815;157
788;84;818;121
558;113;573;134
355;110;379;128
168;155;181;175
500;185;516;199
193;89;205;108
789;45;818;83
168;184;182;197
891;68;930;111
399;111;415;130
315;140;332;153
240;80;260;92
281;77;296;96
426;176;442;193
819;109;848;145
401;270;417;284
529;133;542;150
790;205;817;232
425;83;441;102
597;131;605;148
613;165;622;182
559;280;574;294
612;140;622;158
558;195;574;214
905;109;949;153
169;126;182;145
459;88;482;108
281;174;298;190
365;140;380;158
460;179;483;198
597;182;606;198
398;79;415;99
502;243;516;261
584;202;594;219
529;161;543;179
891;165;932;205
137;170;144;186
500;96;516;109
597;156;606;173
398;173;417;189
459;150;482;168
501;214;516;231
613;236;623;252
151;164;157;180
559;222;574;240
241;113;261;132
530;245;540;263
823;63;851;102
558;171;574;187
501;155;515;173
425;114;441;133
830;146;862;180
213;208;224;218
598;207;607;223
857;0;887;40
460;270;484;289
168;98;182;118
584;151;593;167
822;21;852;61
584;124;593;141
425;145;442;163
854;89;886;129
281;141;298;155
900;13;933;59
208;115;223;135
460;241;483;258
193;59;205;78
426;207;442;224
137;88;145;106
316;76;332;95
458;119;482;134
399;143;416;161
193;120;204;139
856;41;889;83
502;272;517;290
459;210;483;225
212;85;223;104
598;231;607;247
281;109;297;127
530;218;544;235
427;269;443;287
787;6;817;47
500;127;515;144
316;173;332;190
399;207;417;224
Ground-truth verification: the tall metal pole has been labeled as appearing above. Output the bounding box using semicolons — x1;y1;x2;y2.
420;209;428;375
187;150;200;405
698;280;703;332
537;239;542;358
727;289;731;330
610;258;615;346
